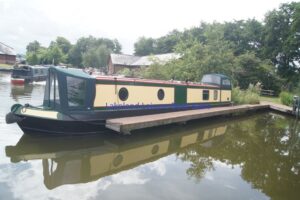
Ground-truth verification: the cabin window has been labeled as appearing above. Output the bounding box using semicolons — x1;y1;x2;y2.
67;76;86;107
222;79;231;86
203;90;209;100
44;71;60;108
201;75;221;85
53;75;60;104
157;89;165;100
214;90;218;100
119;87;129;101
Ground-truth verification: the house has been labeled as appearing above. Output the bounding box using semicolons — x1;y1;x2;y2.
107;53;181;75
0;42;16;65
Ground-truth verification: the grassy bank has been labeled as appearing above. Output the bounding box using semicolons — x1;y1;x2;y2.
259;96;281;104
0;64;13;70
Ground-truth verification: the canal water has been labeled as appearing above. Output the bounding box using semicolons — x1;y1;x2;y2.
0;72;299;200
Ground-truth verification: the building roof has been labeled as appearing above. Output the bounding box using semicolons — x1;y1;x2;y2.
110;53;181;67
0;42;16;56
132;53;181;66
110;54;140;66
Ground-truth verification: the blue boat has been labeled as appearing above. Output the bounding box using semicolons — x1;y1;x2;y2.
11;65;49;84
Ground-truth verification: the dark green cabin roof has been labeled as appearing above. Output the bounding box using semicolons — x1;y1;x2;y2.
50;66;94;79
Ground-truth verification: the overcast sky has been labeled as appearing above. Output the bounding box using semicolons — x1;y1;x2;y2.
0;0;292;54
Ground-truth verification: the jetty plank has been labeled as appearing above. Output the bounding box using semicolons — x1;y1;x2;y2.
260;101;293;114
106;104;270;134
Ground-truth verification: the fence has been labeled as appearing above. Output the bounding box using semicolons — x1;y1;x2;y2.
260;89;275;96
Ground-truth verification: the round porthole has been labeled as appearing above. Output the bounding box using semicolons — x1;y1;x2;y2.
157;89;165;100
151;145;159;155
113;154;123;167
118;87;129;101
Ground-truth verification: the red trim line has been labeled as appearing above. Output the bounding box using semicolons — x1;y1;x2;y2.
95;76;219;88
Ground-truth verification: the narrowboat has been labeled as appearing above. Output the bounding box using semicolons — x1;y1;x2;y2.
6;66;232;135
6;120;227;189
11;65;48;84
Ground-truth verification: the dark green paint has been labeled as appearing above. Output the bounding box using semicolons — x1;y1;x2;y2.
174;85;187;104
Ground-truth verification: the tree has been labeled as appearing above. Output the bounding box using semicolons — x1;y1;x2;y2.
26;40;41;53
234;52;281;93
134;37;155;56
26;52;39;65
262;2;300;87
45;45;66;65
113;39;122;53
53;37;72;54
68;36;122;68
82;45;110;69
223;19;263;55
134;30;182;56
154;30;182;54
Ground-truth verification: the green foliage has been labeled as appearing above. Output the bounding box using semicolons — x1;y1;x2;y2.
134;2;300;93
26;52;39;65
259;96;281;104
234;52;281;93
51;37;72;54
26;40;41;53
117;68;135;77
292;82;300;96
232;83;261;105
26;43;66;65
139;33;274;89
136;22;281;94
46;45;66;65
223;19;263;55
134;37;155;56
82;45;110;69
138;64;169;80
68;36;121;68
279;92;293;106
155;30;182;54
262;2;300;87
134;30;182;56
25;36;121;68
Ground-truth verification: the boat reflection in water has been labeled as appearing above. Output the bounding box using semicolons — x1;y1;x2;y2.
5;120;227;190
5;113;300;199
10;84;34;102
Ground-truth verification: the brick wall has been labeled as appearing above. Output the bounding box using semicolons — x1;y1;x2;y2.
0;54;16;65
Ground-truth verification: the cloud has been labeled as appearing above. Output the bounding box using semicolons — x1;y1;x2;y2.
0;0;291;54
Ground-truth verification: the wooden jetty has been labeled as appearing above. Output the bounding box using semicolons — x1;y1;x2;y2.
106;102;294;134
260;101;294;115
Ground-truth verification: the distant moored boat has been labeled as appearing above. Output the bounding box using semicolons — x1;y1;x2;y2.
11;65;49;85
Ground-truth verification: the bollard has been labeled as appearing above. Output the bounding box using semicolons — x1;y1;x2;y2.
293;96;300;118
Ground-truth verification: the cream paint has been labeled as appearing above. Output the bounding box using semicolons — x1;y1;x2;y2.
94;84;174;107
20;108;59;119
90;153;115;176
180;133;199;148
202;126;227;141
110;140;170;170
221;90;231;102
215;126;227;136
89;140;169;175
187;88;221;103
